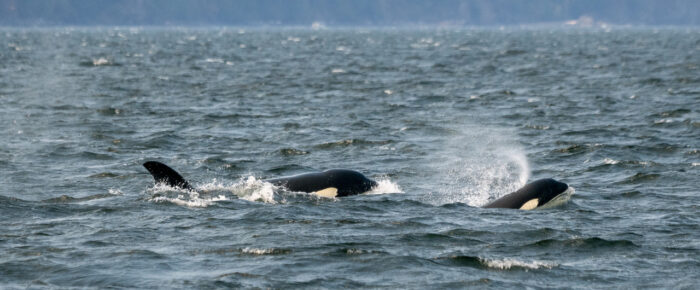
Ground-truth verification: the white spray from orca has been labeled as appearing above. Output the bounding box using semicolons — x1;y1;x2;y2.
423;125;530;207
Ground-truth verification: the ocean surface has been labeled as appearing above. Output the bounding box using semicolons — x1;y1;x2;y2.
1;27;698;288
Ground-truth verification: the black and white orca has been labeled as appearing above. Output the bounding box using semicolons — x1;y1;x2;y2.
143;161;377;198
483;178;574;210
143;161;572;208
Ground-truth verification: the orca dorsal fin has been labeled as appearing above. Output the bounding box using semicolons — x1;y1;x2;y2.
143;161;193;190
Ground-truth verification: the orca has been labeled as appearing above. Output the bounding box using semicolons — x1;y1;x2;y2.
143;161;377;198
482;178;574;210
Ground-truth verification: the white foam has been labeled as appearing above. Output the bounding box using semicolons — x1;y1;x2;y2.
146;183;226;207
203;58;224;64
345;248;366;255
654;119;674;124
108;188;123;195
151;194;228;208
92;58;110;66
240;248;277;255
479;257;557;270
366;179;403;195
604;158;651;166
603;158;619;165
197;176;277;204
146;176;277;208
238;247;291;255
147;183;192;194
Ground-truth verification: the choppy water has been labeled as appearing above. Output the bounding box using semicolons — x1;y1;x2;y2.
1;27;699;288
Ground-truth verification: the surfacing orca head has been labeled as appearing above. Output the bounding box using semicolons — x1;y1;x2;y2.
527;178;570;206
324;169;378;197
483;178;572;210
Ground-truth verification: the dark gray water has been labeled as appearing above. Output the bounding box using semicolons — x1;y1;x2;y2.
1;27;699;288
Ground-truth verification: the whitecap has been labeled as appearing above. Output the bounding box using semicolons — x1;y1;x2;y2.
603;158;619;165
654;119;674;124
240;247;290;255
203;58;224;64
108;188;123;195
92;58;110;66
479;257;557;270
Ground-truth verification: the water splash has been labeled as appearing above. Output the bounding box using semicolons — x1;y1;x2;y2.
366;178;403;195
424;125;530;206
147;183;229;208
146;176;278;207
197;176;278;204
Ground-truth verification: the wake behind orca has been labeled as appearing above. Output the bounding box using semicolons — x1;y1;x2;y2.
143;161;572;209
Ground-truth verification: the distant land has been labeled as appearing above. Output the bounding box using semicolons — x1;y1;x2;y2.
1;0;699;27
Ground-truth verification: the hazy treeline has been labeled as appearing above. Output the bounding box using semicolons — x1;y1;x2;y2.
1;0;698;26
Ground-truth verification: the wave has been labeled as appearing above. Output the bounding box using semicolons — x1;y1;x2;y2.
436;255;557;270
192;247;292;256
279;148;310;156
479;257;557;270
602;158;654;166
42;189;123;203
334;248;386;256
528;237;638;249
615;172;661;184
239;247;292;255
79;58;120;67
314;139;393;149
